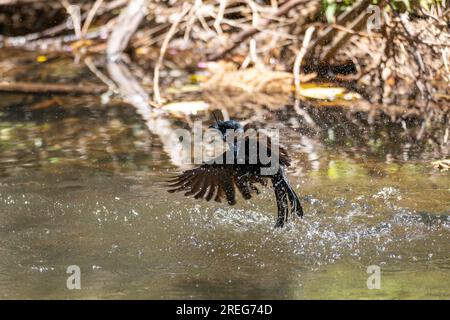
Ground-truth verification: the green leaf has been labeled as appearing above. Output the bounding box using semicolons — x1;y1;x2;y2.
325;3;337;23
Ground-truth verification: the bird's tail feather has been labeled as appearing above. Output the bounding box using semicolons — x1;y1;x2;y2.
275;169;304;220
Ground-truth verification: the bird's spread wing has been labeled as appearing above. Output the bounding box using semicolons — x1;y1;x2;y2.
167;163;237;204
167;153;267;205
242;131;291;167
233;174;267;200
264;137;291;167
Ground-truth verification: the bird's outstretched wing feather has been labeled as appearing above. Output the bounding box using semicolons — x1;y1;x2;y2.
240;129;291;167
167;163;238;205
254;133;291;167
167;153;267;205
167;131;287;205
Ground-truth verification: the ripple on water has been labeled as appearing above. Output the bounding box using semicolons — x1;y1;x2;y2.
171;190;449;268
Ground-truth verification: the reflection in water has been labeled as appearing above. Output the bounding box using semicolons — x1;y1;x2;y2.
0;104;449;298
0;164;448;299
0;53;449;299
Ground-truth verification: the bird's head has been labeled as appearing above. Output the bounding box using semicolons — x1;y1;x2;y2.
209;119;243;140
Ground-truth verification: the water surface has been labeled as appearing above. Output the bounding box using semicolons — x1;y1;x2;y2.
0;52;449;299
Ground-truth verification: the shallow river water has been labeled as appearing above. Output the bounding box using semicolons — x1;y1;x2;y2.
0;53;449;299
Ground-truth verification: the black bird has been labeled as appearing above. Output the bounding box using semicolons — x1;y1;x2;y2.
167;119;304;228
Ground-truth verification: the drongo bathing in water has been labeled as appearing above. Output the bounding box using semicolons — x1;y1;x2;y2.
167;119;303;228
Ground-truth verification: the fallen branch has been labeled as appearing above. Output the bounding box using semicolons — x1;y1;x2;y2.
106;0;147;61
293;26;318;130
0;0;47;4
321;9;371;62
293;26;316;93
0;0;127;47
310;0;371;48
105;0;192;167
208;0;315;61
153;4;191;105
0;81;107;95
